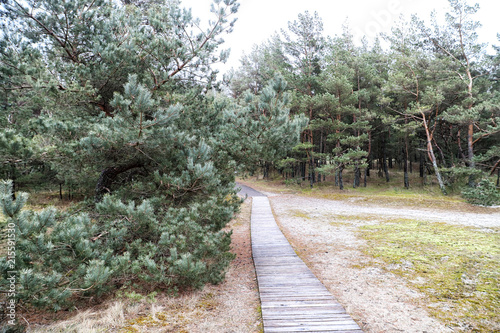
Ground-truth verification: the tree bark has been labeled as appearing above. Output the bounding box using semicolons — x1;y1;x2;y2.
383;144;390;183
421;113;446;194
338;166;344;190
419;148;425;178
403;147;409;189
467;121;475;187
353;165;360;188
95;161;143;202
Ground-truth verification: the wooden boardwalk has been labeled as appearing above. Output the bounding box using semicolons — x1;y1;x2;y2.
251;196;363;333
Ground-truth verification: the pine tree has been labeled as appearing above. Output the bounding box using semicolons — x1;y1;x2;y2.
0;0;308;313
316;30;371;190
280;11;326;187
0;180;236;310
224;74;308;176
420;0;491;186
382;18;448;193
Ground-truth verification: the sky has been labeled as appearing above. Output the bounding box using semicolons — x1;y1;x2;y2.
180;0;500;73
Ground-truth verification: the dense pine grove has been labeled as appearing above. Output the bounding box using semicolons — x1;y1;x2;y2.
0;0;499;320
229;1;500;195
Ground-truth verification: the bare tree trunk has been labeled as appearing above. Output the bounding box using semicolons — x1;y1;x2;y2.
383;144;390;183
338;166;344;190
95;161;143;202
364;131;372;187
467;121;475;187
422;113;446;194
353;165;361;188
403;147;409;189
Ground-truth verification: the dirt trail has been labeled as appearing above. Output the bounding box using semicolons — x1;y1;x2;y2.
266;193;500;229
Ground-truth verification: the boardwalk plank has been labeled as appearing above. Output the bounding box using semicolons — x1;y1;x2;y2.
250;196;363;332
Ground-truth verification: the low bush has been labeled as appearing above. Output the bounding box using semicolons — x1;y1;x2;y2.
461;178;500;206
0;180;235;311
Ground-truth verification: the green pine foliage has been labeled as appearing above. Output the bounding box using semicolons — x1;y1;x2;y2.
0;180;236;311
0;0;307;313
224;74;308;173
461;178;500;206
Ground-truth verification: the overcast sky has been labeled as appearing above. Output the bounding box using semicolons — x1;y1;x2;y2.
180;0;500;72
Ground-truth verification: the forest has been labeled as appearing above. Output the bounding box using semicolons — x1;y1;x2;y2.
228;4;500;197
0;0;499;326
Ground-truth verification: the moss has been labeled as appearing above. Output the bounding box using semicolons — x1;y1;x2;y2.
358;218;500;332
120;311;189;333
196;292;219;311
290;209;311;219
255;305;264;333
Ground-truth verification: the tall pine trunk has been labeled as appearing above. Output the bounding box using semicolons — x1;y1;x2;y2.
338;166;344;190
467;121;475;187
403;136;410;189
421;112;446;194
353;165;361;188
383;142;390;182
403;147;409;189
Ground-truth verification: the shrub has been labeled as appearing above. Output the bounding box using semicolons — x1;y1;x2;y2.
461;178;500;206
0;180;235;311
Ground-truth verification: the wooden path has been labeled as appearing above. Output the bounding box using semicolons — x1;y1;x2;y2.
251;196;363;333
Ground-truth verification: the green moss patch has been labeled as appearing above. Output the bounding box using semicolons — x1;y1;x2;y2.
358;218;500;331
289;209;311;219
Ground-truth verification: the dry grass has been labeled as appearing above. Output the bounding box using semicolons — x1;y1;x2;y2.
25;191;83;211
27;200;262;333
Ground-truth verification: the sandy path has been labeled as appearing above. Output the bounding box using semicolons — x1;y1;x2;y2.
267;193;500;229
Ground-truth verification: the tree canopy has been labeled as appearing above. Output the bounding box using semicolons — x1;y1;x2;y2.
0;0;305;312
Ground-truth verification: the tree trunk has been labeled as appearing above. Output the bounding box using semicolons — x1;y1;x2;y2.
419;149;425;178
338;166;344;190
403;135;410;189
383;147;390;183
364;167;368;187
309;157;315;188
467;121;475;187
421;114;446;194
403;147;409;189
95;161;143;202
353;165;360;188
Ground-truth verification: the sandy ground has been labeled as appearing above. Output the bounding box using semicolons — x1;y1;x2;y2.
264;192;500;333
